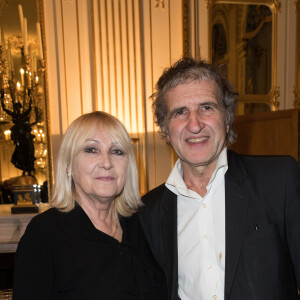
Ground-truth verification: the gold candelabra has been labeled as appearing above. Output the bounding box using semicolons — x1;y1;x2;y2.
0;4;47;210
0;43;47;184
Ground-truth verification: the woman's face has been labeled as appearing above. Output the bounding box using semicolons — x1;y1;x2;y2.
71;125;128;205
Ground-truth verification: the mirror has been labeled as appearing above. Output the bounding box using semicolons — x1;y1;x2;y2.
208;0;279;114
0;0;51;204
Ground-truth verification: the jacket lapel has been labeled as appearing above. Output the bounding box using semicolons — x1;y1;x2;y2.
160;188;180;299
139;186;179;299
224;151;250;299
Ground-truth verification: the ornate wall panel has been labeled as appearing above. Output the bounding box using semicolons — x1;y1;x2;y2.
276;0;296;109
142;0;184;190
91;0;146;193
43;0;89;173
295;0;300;108
91;0;143;135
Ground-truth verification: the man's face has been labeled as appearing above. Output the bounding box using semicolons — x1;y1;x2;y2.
165;80;228;171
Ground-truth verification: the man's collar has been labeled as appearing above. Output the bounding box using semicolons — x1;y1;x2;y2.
207;147;228;187
165;147;228;196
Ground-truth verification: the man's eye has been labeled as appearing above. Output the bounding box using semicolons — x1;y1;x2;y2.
203;105;212;110
174;109;186;116
112;149;124;156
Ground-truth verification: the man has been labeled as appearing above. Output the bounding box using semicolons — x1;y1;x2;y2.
138;58;300;300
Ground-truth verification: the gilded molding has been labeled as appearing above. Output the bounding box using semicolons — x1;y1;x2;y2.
236;5;245;44
0;0;7;15
38;0;54;197
270;0;281;14
183;0;190;57
295;0;300;108
154;0;165;9
270;86;280;110
293;86;300;108
207;0;280;7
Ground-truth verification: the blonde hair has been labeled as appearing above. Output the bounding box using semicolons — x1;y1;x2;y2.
51;111;142;217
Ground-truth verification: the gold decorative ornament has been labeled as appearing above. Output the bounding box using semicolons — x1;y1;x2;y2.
270;86;280;110
154;0;165;9
293;86;300;108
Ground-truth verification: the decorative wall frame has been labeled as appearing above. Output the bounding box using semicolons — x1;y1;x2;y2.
207;0;280;113
0;0;52;203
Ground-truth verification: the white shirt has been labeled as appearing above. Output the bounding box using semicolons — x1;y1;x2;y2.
165;148;228;300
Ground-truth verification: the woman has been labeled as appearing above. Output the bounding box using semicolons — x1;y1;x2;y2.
13;111;167;299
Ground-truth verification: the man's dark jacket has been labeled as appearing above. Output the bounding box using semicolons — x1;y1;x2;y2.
138;150;300;300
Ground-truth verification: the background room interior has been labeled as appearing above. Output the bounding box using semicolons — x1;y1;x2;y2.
0;0;299;294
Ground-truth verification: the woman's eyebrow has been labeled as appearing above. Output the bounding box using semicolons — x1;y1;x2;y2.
84;138;100;144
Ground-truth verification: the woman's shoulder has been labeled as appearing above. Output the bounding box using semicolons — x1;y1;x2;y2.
30;206;63;222
26;204;87;236
25;207;68;234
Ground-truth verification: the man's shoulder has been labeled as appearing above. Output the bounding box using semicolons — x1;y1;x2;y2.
228;150;298;169
140;183;178;216
142;183;169;205
228;150;300;182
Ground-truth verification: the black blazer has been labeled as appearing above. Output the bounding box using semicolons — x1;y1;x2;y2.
138;150;300;300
